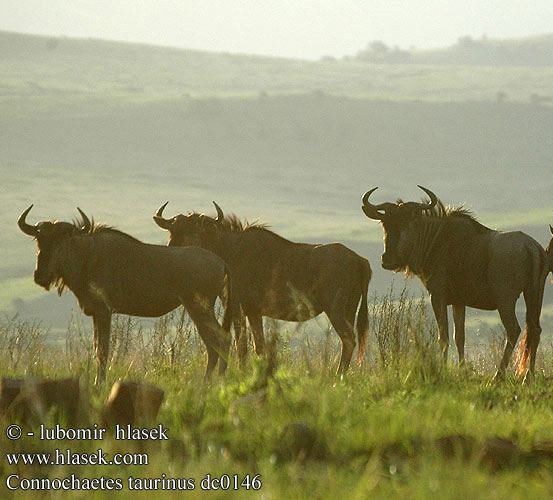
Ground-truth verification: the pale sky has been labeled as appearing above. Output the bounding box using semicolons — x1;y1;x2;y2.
2;1;553;59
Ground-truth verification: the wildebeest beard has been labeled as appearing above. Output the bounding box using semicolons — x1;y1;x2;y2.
49;276;67;296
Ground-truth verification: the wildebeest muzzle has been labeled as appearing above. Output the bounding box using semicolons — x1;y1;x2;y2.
33;269;52;289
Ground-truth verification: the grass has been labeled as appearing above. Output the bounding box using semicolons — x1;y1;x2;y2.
3;290;553;498
2;30;553;120
2;31;553;496
3;33;553;321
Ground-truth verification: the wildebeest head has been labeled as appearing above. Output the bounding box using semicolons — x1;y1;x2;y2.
18;205;91;291
153;201;224;247
361;185;438;271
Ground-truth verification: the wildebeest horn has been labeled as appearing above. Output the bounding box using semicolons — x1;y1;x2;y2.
77;207;91;233
361;187;392;220
550;224;553;236
156;201;169;217
18;205;39;237
417;185;438;210
213;201;224;222
153;201;173;230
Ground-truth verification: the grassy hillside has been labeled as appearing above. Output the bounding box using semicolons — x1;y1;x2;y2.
3;304;553;499
2;30;553;499
2;30;553;110
1;30;553;333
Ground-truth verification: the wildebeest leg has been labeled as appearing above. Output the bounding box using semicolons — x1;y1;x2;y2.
234;307;248;363
452;304;466;366
326;311;355;374
247;314;266;356
93;308;111;385
431;294;449;362
217;318;232;375
494;301;521;381
204;344;219;379
187;303;230;377
522;288;544;381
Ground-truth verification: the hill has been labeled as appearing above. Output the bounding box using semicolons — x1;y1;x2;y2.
356;33;553;68
2;30;553;107
1;30;552;334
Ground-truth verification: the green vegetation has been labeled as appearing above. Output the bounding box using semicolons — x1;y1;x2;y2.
2;27;553;499
2;30;553;116
3;291;553;498
2;30;553;332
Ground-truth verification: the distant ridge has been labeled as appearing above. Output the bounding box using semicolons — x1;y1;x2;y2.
2;29;552;105
5;29;553;67
0;29;294;62
355;33;553;66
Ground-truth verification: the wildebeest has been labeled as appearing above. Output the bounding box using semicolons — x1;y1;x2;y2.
153;201;371;373
546;225;553;273
18;205;232;384
361;186;549;381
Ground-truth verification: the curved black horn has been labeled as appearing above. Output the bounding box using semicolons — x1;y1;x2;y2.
417;185;438;210
213;201;224;222
153;201;173;230
18;205;39;237
77;207;91;233
361;187;385;220
156;201;169;218
549;224;553;236
362;187;378;207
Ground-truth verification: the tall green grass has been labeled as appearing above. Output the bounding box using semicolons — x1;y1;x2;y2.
2;290;553;499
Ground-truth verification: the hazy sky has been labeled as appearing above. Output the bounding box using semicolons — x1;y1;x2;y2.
2;1;553;59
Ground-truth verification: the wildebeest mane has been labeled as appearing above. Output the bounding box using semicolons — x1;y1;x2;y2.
190;211;269;232
217;213;268;232
192;211;298;245
72;215;143;243
397;197;492;234
216;213;299;244
400;197;492;278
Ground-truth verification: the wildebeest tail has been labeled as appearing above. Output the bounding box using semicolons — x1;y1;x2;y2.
516;243;547;377
516;326;530;378
549;246;553;281
356;260;371;365
221;264;233;333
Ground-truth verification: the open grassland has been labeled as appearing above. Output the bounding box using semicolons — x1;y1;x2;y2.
2;30;553;116
3;94;553;327
3;292;553;498
2;30;553;422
